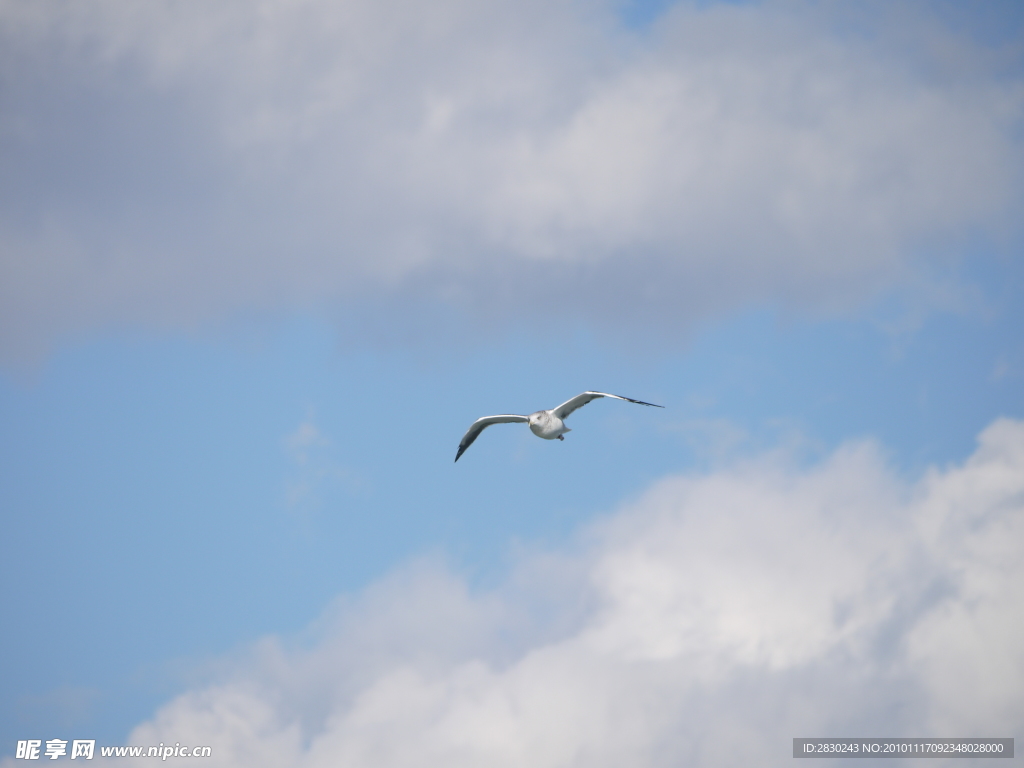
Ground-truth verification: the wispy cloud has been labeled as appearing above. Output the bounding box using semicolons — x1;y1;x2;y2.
284;413;367;518
1;1;1021;361
84;417;1024;767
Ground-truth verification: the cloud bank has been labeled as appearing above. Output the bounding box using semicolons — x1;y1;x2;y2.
72;417;1024;767
1;0;1022;359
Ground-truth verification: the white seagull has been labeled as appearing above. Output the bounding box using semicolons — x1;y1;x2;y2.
455;391;664;462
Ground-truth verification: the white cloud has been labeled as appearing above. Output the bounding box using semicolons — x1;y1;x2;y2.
84;417;1024;767
1;0;1022;360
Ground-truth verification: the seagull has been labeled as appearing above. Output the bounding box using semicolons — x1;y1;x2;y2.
455;391;664;462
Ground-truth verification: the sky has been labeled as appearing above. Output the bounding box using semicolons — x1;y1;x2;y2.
1;0;1023;765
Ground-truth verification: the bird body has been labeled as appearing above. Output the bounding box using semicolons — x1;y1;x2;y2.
455;391;662;462
528;410;569;440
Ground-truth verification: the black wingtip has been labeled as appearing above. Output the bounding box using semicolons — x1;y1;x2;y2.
630;398;665;408
608;393;664;409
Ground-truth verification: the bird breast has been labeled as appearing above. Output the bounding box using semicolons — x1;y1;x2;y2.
529;411;566;440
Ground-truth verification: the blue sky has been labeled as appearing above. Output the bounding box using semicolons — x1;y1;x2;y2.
2;1;1023;765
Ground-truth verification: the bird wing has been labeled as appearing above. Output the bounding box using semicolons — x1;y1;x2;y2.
552;391;664;420
455;414;529;462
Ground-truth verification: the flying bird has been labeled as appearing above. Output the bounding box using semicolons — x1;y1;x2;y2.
455;391;664;462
